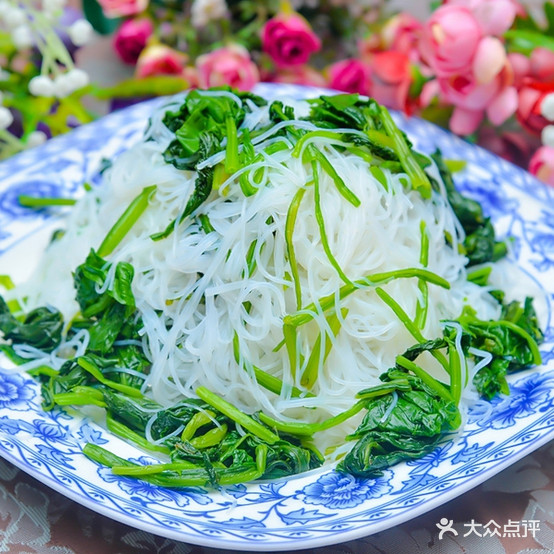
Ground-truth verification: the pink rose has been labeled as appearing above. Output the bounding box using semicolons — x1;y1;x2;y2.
370;51;414;113
517;80;554;136
381;12;424;62
197;45;259;91
261;13;321;68
327;58;371;95
357;34;381;62
508;52;531;88
440;73;518;135
136;45;187;78
182;66;200;89
419;5;482;77
444;0;518;35
113;18;153;64
530;48;554;82
97;0;147;18
529;145;554;186
270;65;327;87
434;54;517;135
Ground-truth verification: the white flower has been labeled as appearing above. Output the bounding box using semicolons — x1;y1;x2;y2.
11;24;33;49
3;6;26;28
541;93;554;121
53;72;74;98
29;75;56;97
541;124;554;148
53;69;89;98
190;0;229;28
67;19;94;46
67;68;89;89
27;130;48;148
0;106;13;130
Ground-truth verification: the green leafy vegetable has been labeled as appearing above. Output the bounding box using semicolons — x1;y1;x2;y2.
0;296;63;352
337;368;458;477
456;297;543;399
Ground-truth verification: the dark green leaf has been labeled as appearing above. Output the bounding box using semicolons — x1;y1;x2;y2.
74;249;136;318
154;133;218;240
337;429;441;477
269;100;296;123
103;389;165;434
86;302;128;354
463;218;495;265
338;368;457;478
0;296;63;352
472;358;510;400
112;262;135;308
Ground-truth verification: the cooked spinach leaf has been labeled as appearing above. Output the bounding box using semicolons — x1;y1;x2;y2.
0;296;63;352
337;368;458;478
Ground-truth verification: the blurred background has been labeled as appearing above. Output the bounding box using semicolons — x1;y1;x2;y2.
1;0;554;182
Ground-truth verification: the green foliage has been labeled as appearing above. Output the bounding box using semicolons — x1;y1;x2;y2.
82;0;121;35
74;249;136;318
77;386;322;485
507;3;554;54
459;297;543;399
336;293;543;477
154;88;267;240
306;95;432;197
162;88;265;168
0;296;63;352
337;369;458;477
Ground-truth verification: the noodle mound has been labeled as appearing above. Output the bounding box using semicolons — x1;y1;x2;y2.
11;91;501;454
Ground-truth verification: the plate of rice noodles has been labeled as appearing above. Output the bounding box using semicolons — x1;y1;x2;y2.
0;83;553;551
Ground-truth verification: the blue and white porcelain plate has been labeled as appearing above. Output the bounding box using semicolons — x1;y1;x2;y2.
0;83;553;551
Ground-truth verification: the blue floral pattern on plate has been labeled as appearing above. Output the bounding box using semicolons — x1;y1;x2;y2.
0;83;553;550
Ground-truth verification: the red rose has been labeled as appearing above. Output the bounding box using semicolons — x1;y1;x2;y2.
113;18;153;65
261;13;321;68
328;58;371;95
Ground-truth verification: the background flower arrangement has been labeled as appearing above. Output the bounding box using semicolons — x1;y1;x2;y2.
1;0;553;185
